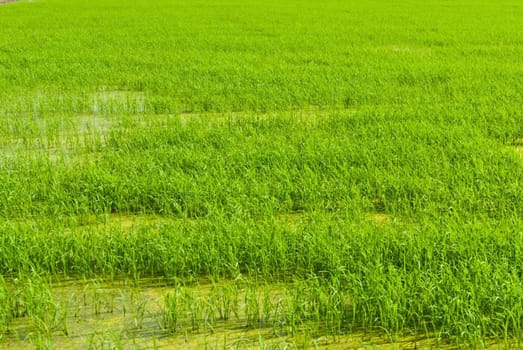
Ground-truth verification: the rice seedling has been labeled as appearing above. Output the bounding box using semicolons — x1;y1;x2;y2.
1;0;523;347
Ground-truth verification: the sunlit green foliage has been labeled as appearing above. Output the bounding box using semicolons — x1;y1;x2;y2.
1;0;523;347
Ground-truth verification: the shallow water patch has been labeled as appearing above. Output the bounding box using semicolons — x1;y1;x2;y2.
0;277;519;349
513;139;523;157
92;88;146;114
377;44;433;55
366;212;393;225
0;114;118;166
178;107;357;127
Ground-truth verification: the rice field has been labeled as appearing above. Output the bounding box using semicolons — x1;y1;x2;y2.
1;0;523;348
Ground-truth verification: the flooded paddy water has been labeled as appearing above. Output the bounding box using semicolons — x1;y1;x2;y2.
512;139;523;158
1;277;510;349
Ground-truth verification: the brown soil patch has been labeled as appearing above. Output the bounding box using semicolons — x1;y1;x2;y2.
0;0;18;4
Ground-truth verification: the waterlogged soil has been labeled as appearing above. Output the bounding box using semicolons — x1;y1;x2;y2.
76;213;161;231
0;278;517;349
177;107;357;126
0;109;350;164
0;278;289;349
92;88;146;114
513;139;523;157
0;114;112;163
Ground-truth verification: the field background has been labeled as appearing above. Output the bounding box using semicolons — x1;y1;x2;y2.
1;0;523;348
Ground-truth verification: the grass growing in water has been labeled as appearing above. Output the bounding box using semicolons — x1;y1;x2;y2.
1;0;523;347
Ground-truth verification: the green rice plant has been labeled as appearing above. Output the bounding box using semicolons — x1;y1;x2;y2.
164;290;180;333
2;0;523;347
0;276;13;333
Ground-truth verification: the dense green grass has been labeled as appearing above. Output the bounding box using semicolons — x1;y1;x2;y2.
1;0;523;347
1;0;522;119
